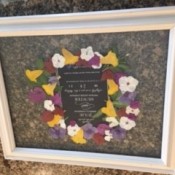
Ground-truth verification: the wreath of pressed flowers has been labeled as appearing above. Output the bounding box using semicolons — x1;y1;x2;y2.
25;46;140;145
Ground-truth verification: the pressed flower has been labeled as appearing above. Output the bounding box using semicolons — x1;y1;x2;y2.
114;72;126;84
119;76;139;93
48;76;60;84
80;46;94;61
71;129;87;144
50;93;62;106
96;124;109;135
62;48;79;65
44;58;55;74
130;101;140;109
100;51;118;67
82;123;97;140
119;92;136;105
59;119;66;129
107;79;119;95
49;125;66;139
40;110;54;122
101;70;115;81
119;116;136;130
88;55;100;66
104;130;113;142
101;100;117;117
51;53;65;68
93;133;105;145
91;52;103;69
126;105;140;116
106;117;119;128
117;108;127;117
67;124;80;136
75;59;91;67
44;100;55;111
127;114;137;121
47;114;62;127
25;69;43;82
28;87;46;103
53;107;64;116
42;83;57;96
111;127;126;140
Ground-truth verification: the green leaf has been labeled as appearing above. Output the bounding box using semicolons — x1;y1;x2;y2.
113;101;127;108
37;74;48;85
36;58;44;69
92;110;103;119
110;91;122;100
117;64;130;71
54;86;63;93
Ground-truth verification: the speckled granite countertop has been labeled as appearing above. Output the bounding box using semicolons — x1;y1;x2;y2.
0;0;175;175
0;0;175;17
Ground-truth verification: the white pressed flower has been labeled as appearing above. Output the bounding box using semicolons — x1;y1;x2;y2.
44;100;55;111
51;53;65;68
67;124;80;136
119;116;136;130
104;130;113;142
126;106;140;116
106;117;119;128
59;119;66;129
80;46;94;61
119;76;139;93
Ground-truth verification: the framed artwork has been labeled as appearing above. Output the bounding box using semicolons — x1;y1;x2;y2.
0;6;175;174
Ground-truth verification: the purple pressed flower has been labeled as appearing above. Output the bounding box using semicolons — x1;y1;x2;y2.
130;101;140;109
119;92;136;105
48;76;58;84
88;55;100;66
114;72;126;83
28;87;46;103
96;124;109;135
127;114;136;121
111;127;126;140
50;93;62;106
82;123;97;140
49;126;66;139
69;120;76;126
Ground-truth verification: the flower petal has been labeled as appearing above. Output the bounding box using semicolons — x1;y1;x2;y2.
47;114;62;127
25;69;43;82
42;83;57;96
101;100;117;117
71;129;87;144
107;79;119;95
62;48;79;65
100;51;118;67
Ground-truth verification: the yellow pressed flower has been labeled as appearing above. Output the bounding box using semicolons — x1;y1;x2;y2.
101;100;117;117
100;51;119;67
62;48;79;65
42;83;57;96
25;69;43;82
107;79;119;95
47;114;61;127
71;129;87;144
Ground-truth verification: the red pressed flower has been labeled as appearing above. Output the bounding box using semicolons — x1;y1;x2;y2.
41;110;54;122
101;70;115;81
44;58;55;74
76;59;91;67
93;133;104;145
117;108;127;117
53;107;64;116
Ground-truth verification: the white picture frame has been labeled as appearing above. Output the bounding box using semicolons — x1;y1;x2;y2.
0;6;175;174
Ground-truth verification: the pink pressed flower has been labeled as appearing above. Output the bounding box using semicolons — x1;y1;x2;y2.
28;87;46;103
50;93;62;106
97;124;109;135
